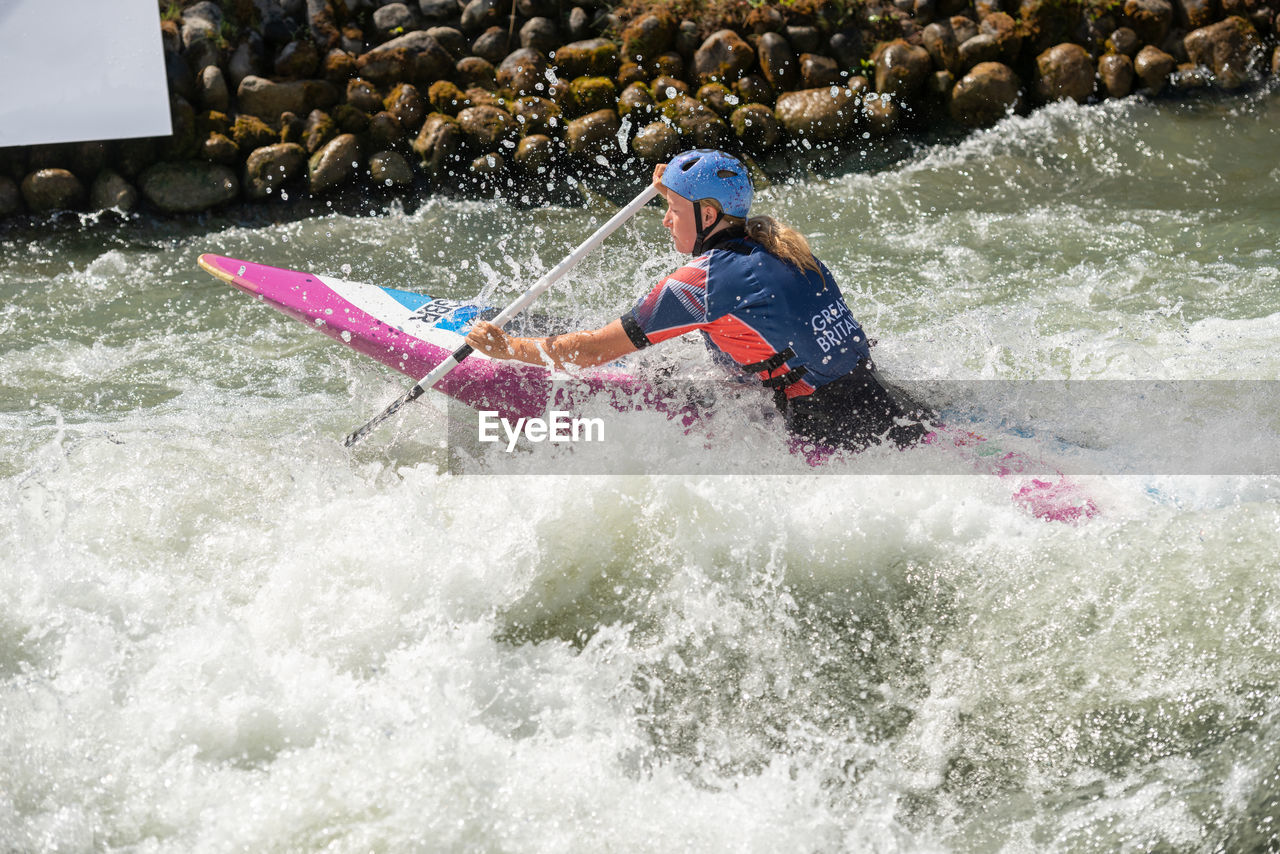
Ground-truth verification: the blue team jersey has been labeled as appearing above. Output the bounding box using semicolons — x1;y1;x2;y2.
624;236;871;399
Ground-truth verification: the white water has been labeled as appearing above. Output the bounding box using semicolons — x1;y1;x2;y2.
2;89;1280;852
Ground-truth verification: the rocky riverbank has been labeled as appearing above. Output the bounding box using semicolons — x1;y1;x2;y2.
1;0;1276;221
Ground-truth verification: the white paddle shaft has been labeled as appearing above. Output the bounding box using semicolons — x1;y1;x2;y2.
344;183;660;447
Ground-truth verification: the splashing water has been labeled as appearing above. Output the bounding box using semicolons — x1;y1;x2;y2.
2;90;1280;852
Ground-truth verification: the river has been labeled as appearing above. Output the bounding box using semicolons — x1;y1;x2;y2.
2;86;1279;852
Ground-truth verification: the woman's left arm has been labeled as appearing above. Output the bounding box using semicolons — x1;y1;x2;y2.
465;318;639;370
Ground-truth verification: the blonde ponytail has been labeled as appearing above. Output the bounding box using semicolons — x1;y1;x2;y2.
744;215;820;273
699;199;820;273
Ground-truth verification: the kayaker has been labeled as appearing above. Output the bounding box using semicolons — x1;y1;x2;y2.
465;148;928;451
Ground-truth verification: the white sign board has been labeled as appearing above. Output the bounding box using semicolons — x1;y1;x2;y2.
0;0;172;147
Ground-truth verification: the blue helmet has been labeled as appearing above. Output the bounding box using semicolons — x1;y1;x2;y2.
660;149;753;218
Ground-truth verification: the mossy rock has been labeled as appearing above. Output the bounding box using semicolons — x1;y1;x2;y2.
621;12;677;62
369;151;416;187
692;30;756;85
650;52;685;78
470;152;505;176
563;108;621;157
1018;0;1083;54
949;61;1024;126
114;139;157;180
232;114;279;151
367;111;407;149
659;95;732;148
303;110;338;154
358;32;454;87
464;88;508;110
236;76;340;122
618;82;656;119
1123;0;1174;48
333;103;371;134
456;104;519;150
325;49;359;84
308;133;361;194
244;142;307;199
1184;16;1265;90
774;82;864;142
496;48;549;95
280;112;306;146
1035;42;1095;102
89;170;138;212
346;78;384;113
412;112;463;176
514;134;556;173
138;161;238;212
873;40;932;96
631;120;680;162
1134;44;1175;91
20;169;86;212
980;12;1024;63
730;103;779;152
618;62;648;88
561;76;618;118
1098;52;1135;96
201;132;241;165
650;76;691;101
511;96;561;136
696;82;738;119
384;83;427;132
428;80;470;115
196;110;232;139
735;75;774;106
757;32;799;92
862;93;900;135
552;38;621;80
276;39;321;79
459;56;501;90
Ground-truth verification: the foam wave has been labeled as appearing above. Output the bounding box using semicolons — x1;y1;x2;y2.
3;91;1280;851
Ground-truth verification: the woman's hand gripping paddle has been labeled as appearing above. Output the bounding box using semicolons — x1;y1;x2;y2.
343;184;660;448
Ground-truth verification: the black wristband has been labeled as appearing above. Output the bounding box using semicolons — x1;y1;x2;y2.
620;311;652;350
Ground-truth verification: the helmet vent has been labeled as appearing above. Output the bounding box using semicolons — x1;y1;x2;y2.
716;169;738;178
680;157;700;171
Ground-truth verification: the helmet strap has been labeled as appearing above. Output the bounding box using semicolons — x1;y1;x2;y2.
690;201;725;255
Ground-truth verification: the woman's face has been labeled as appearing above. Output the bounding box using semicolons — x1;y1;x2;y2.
660;188;708;254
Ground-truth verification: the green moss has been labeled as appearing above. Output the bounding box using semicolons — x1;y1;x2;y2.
658;94;731;146
232;115;278;151
611;0;866;37
696;82;737;119
512;96;562;136
554;40;622;80
196;110;231;139
428;80;469;116
458;105;518;149
280;113;306;146
332;104;370;134
1018;0;1084;50
618;81;657;118
621;12;677;60
730;103;780;151
217;19;237;50
303;112;337;154
412;113;463;176
561;76;618;119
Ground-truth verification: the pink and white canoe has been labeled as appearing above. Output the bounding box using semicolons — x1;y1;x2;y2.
197;254;1098;523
